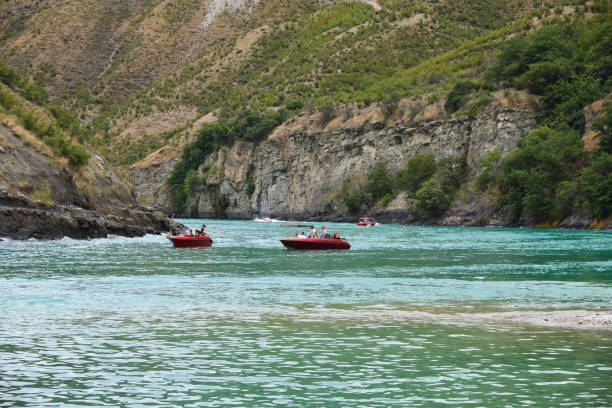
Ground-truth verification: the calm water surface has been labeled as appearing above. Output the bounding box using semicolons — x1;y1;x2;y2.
1;220;611;406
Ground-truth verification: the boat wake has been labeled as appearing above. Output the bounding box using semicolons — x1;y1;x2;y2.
253;217;283;223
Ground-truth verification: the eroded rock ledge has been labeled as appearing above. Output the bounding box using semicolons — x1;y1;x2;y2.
0;188;180;240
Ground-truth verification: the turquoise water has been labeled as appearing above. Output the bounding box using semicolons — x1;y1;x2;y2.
1;220;611;406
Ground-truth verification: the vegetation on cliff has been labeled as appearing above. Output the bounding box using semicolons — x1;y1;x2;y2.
0;61;90;167
489;17;612;223
168;109;288;213
337;16;612;224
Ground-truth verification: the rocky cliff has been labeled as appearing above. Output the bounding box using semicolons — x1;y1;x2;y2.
130;104;539;224
0;121;179;239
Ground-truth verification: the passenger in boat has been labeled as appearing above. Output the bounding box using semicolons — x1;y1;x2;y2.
198;225;209;238
318;225;331;239
307;226;317;238
188;229;194;237
298;231;306;239
333;232;340;240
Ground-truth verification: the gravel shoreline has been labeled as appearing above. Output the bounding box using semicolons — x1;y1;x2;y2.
469;310;612;330
421;309;612;330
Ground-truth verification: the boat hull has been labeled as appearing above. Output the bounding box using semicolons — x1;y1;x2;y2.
167;235;213;247
280;238;350;250
357;217;377;226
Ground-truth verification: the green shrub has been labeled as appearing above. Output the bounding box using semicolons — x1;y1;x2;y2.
378;192;394;207
413;179;451;217
365;161;394;203
380;92;400;120
515;61;566;94
16;107;42;132
319;98;337;123
396;153;436;195
0;61;18;86
340;178;361;212
444;81;479;113
0;89;18;110
497;126;583;221
62;142;91;167
436;155;468;191
537;75;602;133
592;105;612;154
579;152;612;218
475;149;502;191
183;169;198;195
485;19;611;132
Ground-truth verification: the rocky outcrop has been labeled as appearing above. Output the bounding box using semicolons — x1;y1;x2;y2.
0;122;180;239
179;106;537;222
0;188;177;240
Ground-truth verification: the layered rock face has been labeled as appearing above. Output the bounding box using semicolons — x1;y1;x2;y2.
0;123;179;240
166;106;537;221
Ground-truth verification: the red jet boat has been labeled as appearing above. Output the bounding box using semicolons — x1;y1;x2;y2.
357;217;377;226
167;234;213;248
280;237;350;250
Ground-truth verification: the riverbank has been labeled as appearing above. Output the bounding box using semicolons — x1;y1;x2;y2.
0;188;181;240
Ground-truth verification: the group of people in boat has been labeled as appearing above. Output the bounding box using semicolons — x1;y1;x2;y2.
171;223;344;241
169;224;209;238
290;225;342;240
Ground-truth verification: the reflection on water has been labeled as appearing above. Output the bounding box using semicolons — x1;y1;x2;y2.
1;220;611;406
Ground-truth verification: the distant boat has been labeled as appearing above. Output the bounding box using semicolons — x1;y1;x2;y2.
280;237;350;250
357;217;378;226
254;217;279;223
167;234;213;248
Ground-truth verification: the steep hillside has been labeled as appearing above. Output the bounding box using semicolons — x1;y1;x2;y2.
92;0;538;163
0;0;318;103
2;0;549;163
0;78;178;239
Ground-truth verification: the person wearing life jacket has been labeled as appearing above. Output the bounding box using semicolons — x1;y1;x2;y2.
199;224;209;238
318;225;331;239
307;226;317;238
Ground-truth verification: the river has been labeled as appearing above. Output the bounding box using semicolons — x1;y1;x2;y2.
1;220;611;406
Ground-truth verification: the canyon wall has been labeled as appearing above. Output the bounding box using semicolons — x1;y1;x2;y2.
131;106;538;223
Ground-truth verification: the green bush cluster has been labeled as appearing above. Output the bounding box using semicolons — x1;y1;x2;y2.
168;109;287;213
579;106;612;218
412;156;467;218
396;153;436;195
497;126;583;221
0;87;90;167
365;161;394;204
340;178;362;213
340;155;466;218
475;150;502;191
444;81;479;113
485;18;611;133
489;18;612;222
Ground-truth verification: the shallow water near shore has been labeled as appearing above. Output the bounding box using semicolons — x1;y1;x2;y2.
1;220;611;406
